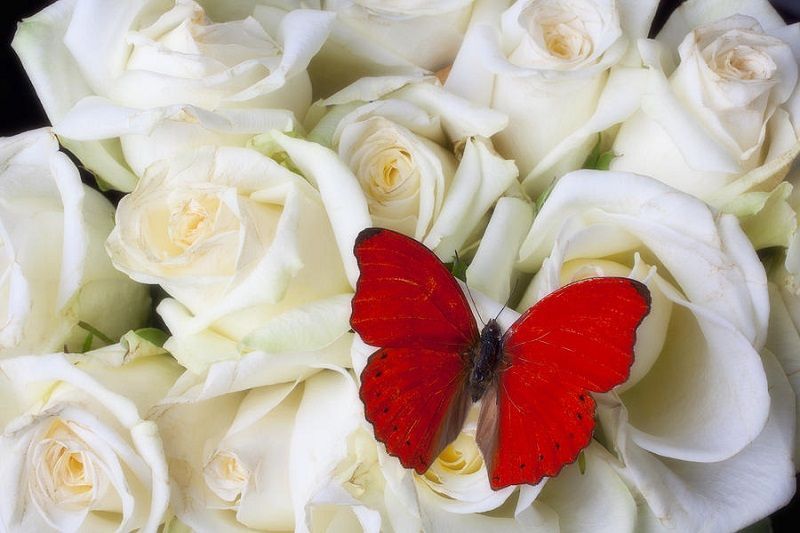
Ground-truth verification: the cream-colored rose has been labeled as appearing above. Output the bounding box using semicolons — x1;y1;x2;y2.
611;1;800;209
446;0;659;196
154;342;359;533
506;170;792;531
0;129;149;358
305;426;410;533
304;76;517;262
309;0;477;96
106;144;352;372
13;0;333;190
0;336;182;532
605;349;795;532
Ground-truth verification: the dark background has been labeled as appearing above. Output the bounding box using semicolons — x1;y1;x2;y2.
1;0;799;530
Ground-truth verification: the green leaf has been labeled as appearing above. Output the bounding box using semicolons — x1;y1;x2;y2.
120;329;171;359
535;178;558;213
133;328;169;348
594;150;616;171
582;134;602;168
81;332;94;353
446;252;469;282
723;183;797;251
77;321;114;345
247;131;303;175
578;450;586;475
582;134;616;170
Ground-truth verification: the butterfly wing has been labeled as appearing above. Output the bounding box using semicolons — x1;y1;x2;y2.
352;228;478;472
478;277;651;489
360;346;471;473
351;228;477;349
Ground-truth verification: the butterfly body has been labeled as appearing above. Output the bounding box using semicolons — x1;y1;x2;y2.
468;319;503;403
351;227;651;489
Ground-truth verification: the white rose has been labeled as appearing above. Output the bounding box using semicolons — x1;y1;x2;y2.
309;0;476;95
611;0;800;208
13;0;333;190
0;129;149;357
446;0;659;196
305;425;414;533
606;349;795;532
303;76;517;263
0;337;182;532
106;144;352;373
154;344;359;533
509;170;792;530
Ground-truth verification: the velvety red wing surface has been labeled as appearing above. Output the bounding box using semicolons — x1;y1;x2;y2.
351;228;478;472
479;277;651;489
360;346;470;473
351;228;479;349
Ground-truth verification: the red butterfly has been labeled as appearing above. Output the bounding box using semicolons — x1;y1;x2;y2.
351;227;651;489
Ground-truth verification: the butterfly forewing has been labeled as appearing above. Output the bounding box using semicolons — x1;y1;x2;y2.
478;277;651;489
351;228;478;349
352;228;478;472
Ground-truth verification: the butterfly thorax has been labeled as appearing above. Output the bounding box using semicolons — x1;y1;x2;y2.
468;319;504;402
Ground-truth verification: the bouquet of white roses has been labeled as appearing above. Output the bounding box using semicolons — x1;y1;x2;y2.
2;0;799;531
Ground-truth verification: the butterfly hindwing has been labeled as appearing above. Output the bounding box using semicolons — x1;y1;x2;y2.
478;277;651;489
352;228;478;473
360;346;470;473
351;228;478;349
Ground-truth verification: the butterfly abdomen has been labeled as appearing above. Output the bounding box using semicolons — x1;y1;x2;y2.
468;319;504;402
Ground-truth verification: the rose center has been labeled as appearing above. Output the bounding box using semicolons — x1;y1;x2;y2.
352;122;421;206
422;432;484;486
125;1;281;79
520;0;604;64
204;450;250;503
374;149;414;195
544;20;593;60
168;195;221;251
714;45;776;81
30;419;104;511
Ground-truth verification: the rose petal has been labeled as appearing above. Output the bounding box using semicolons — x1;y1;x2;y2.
602;350;795;532
466;196;532;303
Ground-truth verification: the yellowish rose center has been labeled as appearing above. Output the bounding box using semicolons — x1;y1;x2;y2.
32;419;102;510
348;119;424;221
421;431;484;487
204;450;250;503
370;148;415;198
520;0;604;64
168;195;221;251
713;44;776;81
126;0;281;79
543;20;593;61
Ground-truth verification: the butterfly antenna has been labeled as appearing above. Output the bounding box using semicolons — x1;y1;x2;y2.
493;278;520;321
467;284;485;326
493;302;508;322
456;250;486;326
